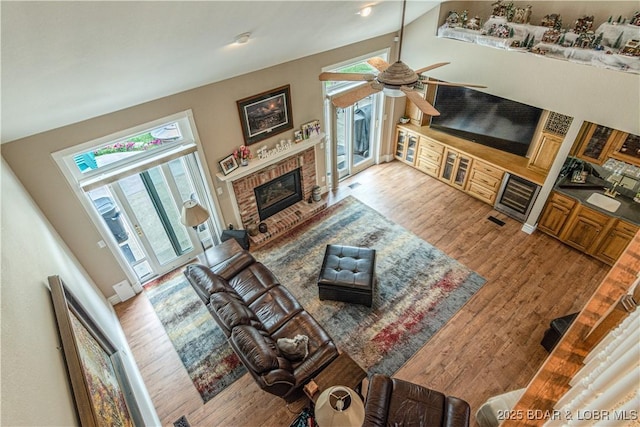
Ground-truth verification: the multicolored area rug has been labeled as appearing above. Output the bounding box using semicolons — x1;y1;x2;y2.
144;271;246;403
145;196;485;402
254;196;486;375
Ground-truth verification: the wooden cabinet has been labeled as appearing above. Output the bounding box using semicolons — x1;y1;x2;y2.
594;220;639;265
538;191;576;237
609;132;640;166
538;191;638;266
394;128;419;165
440;148;471;190
466;160;504;205
575;123;620;165
415;137;444;178
528;131;563;174
560;205;612;253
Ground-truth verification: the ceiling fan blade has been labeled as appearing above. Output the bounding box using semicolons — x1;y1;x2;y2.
367;57;390;72
414;62;450;75
319;72;375;82
401;87;440;116
423;81;487;89
331;83;381;108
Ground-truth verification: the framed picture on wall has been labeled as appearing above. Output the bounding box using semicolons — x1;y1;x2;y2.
237;85;293;145
48;275;142;427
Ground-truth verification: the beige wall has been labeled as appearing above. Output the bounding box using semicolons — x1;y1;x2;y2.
0;159;159;426
1;34;396;298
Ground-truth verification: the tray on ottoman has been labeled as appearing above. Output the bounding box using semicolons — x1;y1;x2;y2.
317;244;375;307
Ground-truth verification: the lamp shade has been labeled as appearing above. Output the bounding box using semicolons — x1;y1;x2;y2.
180;200;210;227
314;386;364;427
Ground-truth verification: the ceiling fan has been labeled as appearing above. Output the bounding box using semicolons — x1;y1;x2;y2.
319;0;486;116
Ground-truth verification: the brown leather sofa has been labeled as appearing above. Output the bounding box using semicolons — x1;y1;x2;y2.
363;374;471;427
184;239;339;402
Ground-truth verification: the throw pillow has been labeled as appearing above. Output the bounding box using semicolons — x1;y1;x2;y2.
276;334;309;361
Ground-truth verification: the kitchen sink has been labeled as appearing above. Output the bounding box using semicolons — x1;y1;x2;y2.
586;193;621;213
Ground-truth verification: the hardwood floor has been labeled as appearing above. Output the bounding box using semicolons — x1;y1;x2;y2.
115;161;609;426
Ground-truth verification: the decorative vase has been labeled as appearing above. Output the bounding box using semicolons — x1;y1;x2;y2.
247;223;259;237
312;185;321;202
241;158;248;166
258;222;268;233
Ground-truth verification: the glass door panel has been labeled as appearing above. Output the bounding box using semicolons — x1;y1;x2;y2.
335;94;378;180
118;171;191;266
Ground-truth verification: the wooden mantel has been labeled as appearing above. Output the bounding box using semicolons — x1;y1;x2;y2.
216;133;325;183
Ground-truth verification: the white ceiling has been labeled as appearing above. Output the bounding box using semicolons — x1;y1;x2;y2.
1;0;442;143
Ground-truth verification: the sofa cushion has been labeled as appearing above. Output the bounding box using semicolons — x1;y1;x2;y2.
249;286;302;333
230;325;281;374
184;264;234;304
228;263;280;304
208;292;259;336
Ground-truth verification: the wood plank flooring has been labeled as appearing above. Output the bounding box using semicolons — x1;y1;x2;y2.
115;161;609;426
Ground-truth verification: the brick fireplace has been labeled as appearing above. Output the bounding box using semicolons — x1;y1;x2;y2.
231;147;326;246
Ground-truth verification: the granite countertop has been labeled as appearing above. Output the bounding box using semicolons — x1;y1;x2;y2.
554;178;640;226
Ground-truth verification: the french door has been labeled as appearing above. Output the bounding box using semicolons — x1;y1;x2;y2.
86;155;215;283
334;93;379;180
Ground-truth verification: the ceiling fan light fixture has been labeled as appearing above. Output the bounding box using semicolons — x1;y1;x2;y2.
382;87;405;97
234;32;251;45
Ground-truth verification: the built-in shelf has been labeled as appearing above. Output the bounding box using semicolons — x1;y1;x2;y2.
216;133;325;182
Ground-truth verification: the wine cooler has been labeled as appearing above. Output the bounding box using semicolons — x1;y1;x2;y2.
494;173;541;222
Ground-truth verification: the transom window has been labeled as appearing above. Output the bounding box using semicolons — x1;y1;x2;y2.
324;51;388;96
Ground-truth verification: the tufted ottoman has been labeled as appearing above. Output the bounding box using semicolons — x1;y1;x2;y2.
317;244;376;307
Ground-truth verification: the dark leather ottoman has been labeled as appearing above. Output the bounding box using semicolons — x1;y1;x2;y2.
317;244;375;307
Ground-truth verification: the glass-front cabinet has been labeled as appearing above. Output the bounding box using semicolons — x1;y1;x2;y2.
394;127;418;165
575;123;620;165
440;148;471;189
611;132;640;164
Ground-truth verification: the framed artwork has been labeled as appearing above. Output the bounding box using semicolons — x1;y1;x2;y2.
237;84;293;145
294;130;303;143
219;154;239;175
48;275;142;427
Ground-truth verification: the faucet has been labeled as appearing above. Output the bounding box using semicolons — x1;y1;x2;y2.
604;181;620;198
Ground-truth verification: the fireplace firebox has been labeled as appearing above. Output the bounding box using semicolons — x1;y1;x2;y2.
254;169;302;221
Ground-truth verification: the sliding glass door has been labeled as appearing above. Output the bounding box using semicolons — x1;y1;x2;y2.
87;155;213;282
335;94;378;180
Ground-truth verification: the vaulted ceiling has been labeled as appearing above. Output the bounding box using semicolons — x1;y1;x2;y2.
1;1;441;143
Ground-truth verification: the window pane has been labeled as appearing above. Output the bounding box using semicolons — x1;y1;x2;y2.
73;122;182;174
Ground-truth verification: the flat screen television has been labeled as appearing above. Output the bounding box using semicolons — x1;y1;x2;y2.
429;85;543;157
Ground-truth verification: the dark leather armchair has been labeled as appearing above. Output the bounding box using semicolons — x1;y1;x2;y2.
363;374;470;427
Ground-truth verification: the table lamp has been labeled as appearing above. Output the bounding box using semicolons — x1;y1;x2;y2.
314;386;364;427
180;200;210;252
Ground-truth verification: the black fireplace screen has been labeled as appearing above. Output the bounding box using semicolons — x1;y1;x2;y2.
254;169;302;221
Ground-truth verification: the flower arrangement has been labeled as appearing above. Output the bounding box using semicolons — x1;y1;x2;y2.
233;145;252;164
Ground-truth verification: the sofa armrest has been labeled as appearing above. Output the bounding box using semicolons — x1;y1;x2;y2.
212;251;256;280
363;374;393;427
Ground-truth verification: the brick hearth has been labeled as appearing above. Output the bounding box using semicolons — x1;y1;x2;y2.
231;147;326;247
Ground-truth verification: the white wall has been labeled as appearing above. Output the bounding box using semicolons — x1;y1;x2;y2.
0;159;159;426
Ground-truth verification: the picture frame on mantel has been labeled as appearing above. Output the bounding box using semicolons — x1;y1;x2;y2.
48;275;142;427
237;84;293;145
219;154;239;175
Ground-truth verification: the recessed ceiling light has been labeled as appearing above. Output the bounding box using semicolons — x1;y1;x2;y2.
358;6;373;17
235;32;251;44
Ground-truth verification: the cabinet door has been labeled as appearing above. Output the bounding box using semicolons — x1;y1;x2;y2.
594;220;639;265
453;155;471;189
538;193;576;237
394;129;407;160
576;123;617;165
528;132;563;173
560;206;611;252
440;149;457;182
405;132;418;164
610;132;640;166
